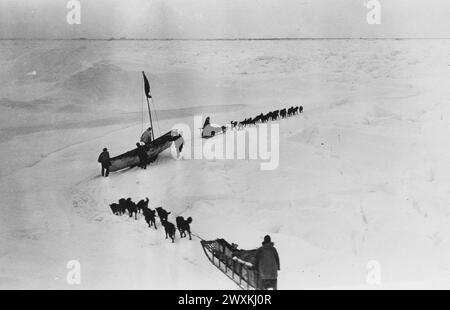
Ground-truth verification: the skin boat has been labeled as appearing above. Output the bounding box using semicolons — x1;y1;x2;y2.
107;71;184;172
109;130;184;172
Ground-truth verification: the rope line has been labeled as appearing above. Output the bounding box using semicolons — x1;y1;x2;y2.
150;97;162;137
141;73;144;134
190;232;206;242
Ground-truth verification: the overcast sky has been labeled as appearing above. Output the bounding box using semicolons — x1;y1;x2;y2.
0;0;449;39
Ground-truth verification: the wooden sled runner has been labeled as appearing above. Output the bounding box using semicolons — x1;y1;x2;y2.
200;239;259;290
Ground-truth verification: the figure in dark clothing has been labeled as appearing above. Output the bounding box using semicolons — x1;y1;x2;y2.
254;235;280;290
136;143;148;169
203;117;211;129
98;148;111;177
140;127;153;145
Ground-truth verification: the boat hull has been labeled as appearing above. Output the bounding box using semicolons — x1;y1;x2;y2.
109;130;183;172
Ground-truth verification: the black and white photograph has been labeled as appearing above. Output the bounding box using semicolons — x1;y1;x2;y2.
1;0;450;293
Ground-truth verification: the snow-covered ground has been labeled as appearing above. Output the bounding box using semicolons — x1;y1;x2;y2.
1;39;450;289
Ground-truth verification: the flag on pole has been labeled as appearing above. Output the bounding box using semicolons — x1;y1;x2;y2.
142;71;152;99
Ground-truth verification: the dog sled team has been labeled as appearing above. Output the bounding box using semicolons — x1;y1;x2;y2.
108;196;280;290
202;105;304;138
109;197;193;243
230;105;303;130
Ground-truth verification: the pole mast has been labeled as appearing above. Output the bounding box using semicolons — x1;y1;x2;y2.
143;71;155;141
145;96;154;141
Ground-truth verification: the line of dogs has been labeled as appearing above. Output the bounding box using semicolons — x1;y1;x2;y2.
230;105;303;129
109;197;193;243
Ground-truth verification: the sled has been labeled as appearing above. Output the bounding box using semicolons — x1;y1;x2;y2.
200;239;259;290
201;124;227;139
109;130;184;172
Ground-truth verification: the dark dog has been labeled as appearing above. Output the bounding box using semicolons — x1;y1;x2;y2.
117;198;128;215
143;208;157;229
175;216;193;240
253;113;264;123
161;219;176;243
272;110;279;120
136;197;149;214
288;106;294;117
109;203;120;215
126;198;138;220
156;206;171;222
241;117;253;127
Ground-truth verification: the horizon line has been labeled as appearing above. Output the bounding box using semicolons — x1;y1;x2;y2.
1;37;450;41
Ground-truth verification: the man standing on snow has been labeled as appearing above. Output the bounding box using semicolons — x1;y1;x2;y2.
254;235;280;290
136;142;148;169
98;148;111;177
140;127;153;145
203;116;211;129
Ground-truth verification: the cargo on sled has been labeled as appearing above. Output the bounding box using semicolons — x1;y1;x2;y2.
200;116;227;138
200;239;260;290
